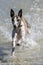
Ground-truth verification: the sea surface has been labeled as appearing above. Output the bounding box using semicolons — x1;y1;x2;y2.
0;0;43;65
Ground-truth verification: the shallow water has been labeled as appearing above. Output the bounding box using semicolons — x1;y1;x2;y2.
0;0;43;65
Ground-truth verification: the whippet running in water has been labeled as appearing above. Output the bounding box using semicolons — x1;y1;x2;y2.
10;9;31;56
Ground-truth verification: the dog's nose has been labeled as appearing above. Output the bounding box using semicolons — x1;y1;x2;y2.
18;24;22;27
14;25;16;28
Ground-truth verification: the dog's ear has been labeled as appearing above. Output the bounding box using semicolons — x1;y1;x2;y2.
18;9;22;18
10;9;15;17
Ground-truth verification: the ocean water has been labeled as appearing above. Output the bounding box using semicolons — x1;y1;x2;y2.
0;0;43;65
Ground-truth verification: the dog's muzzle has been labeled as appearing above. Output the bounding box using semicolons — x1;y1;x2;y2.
18;24;22;28
14;25;16;29
14;24;22;29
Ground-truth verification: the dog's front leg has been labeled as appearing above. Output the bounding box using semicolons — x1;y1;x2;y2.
12;33;17;56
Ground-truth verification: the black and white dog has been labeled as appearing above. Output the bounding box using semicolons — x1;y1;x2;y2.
10;9;31;56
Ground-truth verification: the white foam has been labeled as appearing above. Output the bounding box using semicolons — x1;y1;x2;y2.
0;26;12;41
22;34;39;49
24;14;43;40
25;38;38;47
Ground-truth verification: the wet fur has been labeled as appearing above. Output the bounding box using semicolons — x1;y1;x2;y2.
10;9;31;56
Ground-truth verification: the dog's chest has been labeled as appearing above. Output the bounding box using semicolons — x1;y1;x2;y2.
17;21;26;41
17;28;22;40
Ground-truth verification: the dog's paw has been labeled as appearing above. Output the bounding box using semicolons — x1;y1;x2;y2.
16;44;20;46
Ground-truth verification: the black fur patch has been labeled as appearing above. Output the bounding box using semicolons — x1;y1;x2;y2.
10;9;14;17
12;47;15;52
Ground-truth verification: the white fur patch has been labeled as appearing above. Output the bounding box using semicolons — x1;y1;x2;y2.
12;33;17;47
21;21;26;41
14;17;18;27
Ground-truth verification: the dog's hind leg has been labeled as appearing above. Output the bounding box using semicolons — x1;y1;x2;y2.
12;33;17;56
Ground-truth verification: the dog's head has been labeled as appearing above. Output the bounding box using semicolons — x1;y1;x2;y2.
10;9;22;28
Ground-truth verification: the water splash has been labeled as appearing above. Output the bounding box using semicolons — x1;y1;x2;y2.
25;14;43;40
0;26;12;41
0;14;42;47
